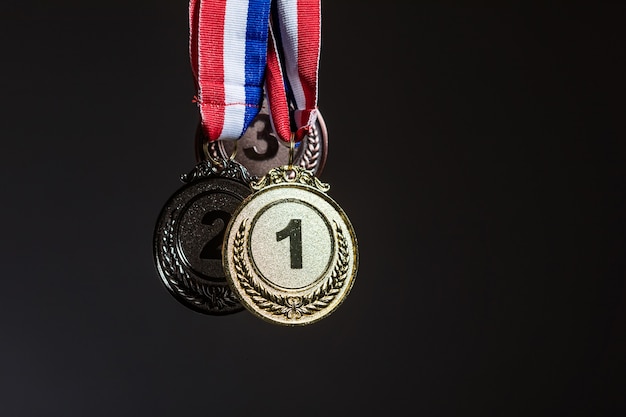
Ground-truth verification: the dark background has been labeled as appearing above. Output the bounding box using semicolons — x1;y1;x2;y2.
1;1;624;416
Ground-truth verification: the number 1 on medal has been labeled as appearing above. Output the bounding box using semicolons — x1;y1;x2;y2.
276;219;302;269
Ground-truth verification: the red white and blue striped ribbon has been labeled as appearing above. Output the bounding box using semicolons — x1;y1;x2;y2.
265;0;321;142
189;0;272;142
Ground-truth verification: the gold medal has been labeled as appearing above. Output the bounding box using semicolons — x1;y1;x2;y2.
222;164;358;326
220;0;353;326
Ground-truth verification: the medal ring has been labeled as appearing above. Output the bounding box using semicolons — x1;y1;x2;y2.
202;139;239;170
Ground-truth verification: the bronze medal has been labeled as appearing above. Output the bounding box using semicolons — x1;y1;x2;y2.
196;97;329;177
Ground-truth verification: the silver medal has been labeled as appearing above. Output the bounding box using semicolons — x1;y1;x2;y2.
153;157;254;315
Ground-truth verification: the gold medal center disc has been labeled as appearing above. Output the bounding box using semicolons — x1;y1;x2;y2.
223;169;358;326
249;199;333;289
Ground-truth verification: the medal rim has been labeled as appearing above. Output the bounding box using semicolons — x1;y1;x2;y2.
222;177;359;326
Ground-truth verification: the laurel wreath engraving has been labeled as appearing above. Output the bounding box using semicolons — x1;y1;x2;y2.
232;219;350;320
159;217;241;313
299;124;320;171
206;117;321;172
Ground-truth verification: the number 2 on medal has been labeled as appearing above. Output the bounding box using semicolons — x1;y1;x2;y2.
276;219;302;269
200;210;230;260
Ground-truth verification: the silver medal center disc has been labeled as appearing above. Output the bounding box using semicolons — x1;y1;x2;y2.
223;181;358;326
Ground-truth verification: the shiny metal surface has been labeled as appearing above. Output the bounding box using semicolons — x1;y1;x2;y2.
223;166;358;326
153;159;253;315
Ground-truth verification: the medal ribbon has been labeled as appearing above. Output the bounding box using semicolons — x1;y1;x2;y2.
190;0;272;141
265;0;321;142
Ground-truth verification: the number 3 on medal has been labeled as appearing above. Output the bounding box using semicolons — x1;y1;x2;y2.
243;114;279;161
276;219;302;269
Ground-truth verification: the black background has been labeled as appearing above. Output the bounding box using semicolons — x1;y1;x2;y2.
1;1;624;416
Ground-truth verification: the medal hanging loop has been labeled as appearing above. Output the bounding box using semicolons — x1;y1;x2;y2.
265;0;321;143
288;133;295;167
190;0;273;142
202;139;239;167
